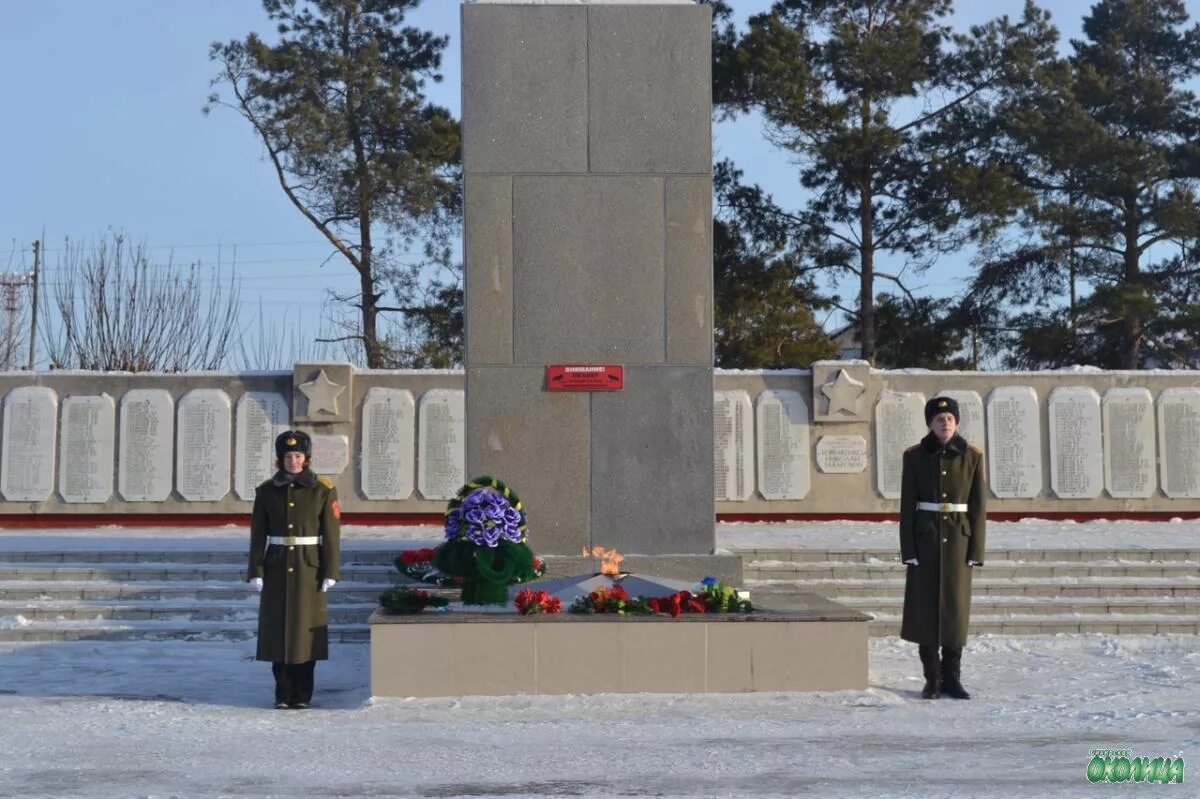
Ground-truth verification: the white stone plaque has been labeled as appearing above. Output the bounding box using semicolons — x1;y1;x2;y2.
1102;388;1156;499
1047;387;1102;499
234;392;289;501
175;389;231;502
815;435;868;474
418;389;464;501
714;391;753;501
118;389;174;502
1157;387;1200;499
360;388;415;500
874;390;927;500
934;390;985;447
986;386;1041;499
1;387;58;502
311;434;349;476
59;394;115;504
755;390;810;500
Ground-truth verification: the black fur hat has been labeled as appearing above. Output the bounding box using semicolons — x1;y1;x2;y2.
924;396;960;425
275;430;312;458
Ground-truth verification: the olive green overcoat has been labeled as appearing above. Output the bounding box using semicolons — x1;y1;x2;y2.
248;469;341;663
899;433;986;648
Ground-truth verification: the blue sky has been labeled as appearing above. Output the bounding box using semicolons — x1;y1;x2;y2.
0;0;1095;367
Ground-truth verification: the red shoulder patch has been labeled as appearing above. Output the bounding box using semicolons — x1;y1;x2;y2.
331;499;342;520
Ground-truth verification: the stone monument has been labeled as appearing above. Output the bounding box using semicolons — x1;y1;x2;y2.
462;0;720;561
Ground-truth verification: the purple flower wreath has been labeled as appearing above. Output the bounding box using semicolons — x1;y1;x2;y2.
444;488;526;548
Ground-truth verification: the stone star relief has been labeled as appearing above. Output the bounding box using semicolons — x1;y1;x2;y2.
298;369;346;416
821;368;866;416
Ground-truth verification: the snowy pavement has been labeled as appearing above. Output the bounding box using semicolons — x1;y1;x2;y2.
0;634;1195;798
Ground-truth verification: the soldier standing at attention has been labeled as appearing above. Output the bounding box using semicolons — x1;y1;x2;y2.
899;396;986;700
248;430;341;709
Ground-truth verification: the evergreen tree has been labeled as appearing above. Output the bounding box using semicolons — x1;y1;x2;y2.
716;0;1045;365
977;0;1200;368
713;162;837;368
206;0;460;368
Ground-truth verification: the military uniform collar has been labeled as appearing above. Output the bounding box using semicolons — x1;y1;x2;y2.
922;432;967;455
273;469;318;487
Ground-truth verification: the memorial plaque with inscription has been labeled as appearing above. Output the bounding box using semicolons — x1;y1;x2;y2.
815;435;867;474
59;394;115;504
418;389;464;501
1;387;58;502
714;391;753;501
312;434;350;476
935;390;984;447
234;392;289;502
755;390;810;500
1102;388;1156;499
985;386;1041;499
1157;387;1200;499
1047;387;1102;499
360;388;415;500
175;390;232;502
874;391;927;500
118;390;174;502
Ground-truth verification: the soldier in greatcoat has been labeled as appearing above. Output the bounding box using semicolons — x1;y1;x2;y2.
899;396;986;700
248;430;341;709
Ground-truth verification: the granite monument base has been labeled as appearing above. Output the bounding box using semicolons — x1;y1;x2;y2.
368;593;869;697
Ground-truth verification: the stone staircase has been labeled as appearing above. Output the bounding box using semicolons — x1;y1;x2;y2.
2;545;1197;642
735;547;1200;635
0;549;408;643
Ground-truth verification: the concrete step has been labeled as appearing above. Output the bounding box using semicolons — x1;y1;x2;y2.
748;578;1200;598
733;548;1200;563
866;615;1200;636
0;620;370;643
0;549;404;565
832;595;1200;616
0;564;400;583
0;601;379;623
745;561;1200;580
0;583;397;603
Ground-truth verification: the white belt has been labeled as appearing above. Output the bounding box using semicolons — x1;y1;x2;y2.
267;536;320;546
916;502;968;513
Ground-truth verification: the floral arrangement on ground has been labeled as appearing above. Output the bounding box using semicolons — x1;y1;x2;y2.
395;546;545;588
378;585;450;615
428;476;543;605
569;579;753;617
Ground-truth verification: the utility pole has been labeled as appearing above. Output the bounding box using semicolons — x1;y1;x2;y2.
27;240;40;370
0;267;35;371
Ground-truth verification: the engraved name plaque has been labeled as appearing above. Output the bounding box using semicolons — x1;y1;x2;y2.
875;390;927;500
418;389;464;501
1102;388;1156;499
986;386;1041;499
361;388;415;501
1157;387;1200;499
2;387;58;502
755;389;810;500
1047;387;1102;499
175;390;232;502
59;394;115;504
714;391;753;501
234;392;289;502
815;435;868;474
118;389;174;502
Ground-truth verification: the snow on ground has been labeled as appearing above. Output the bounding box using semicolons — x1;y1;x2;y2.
0;635;1195;798
0;520;1197;797
1;517;1198;553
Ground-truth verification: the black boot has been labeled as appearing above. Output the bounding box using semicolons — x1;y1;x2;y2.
940;646;971;700
918;645;940;699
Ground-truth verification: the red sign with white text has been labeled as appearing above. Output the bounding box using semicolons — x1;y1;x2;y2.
546;364;624;392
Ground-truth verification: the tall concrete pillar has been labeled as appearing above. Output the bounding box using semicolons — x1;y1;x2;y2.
462;0;713;556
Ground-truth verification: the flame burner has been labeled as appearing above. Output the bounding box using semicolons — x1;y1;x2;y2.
513;571;698;605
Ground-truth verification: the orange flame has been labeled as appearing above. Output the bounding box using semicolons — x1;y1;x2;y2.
581;545;625;576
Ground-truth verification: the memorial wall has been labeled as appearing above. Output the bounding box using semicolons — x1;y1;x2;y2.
0;361;1197;520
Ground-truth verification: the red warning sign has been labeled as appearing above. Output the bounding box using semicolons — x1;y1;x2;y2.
546;364;624;392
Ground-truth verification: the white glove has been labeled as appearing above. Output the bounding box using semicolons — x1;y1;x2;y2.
321;578;337;592
251;577;263;592
904;558;919;566
968;560;980;567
